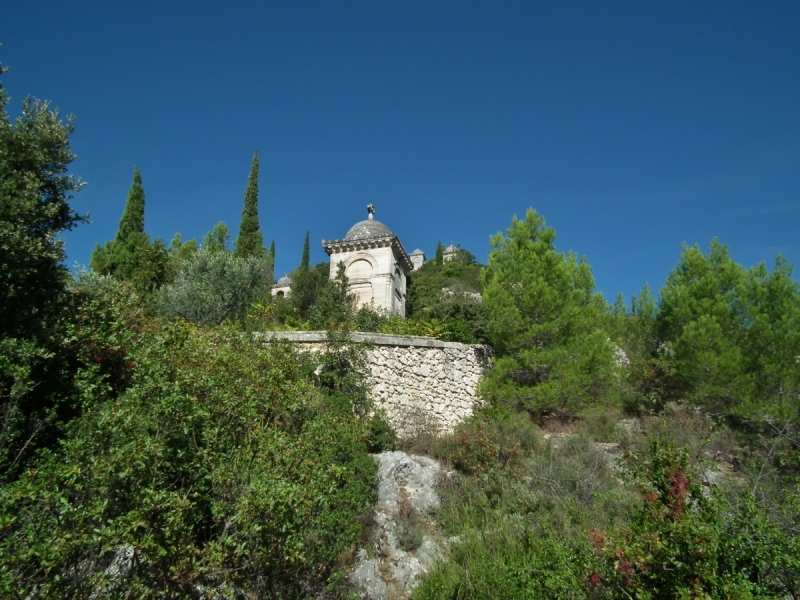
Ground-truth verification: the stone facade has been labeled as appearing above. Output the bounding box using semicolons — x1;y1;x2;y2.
259;332;491;437
365;342;489;437
271;275;293;298
409;249;426;270
325;241;411;316
322;206;414;317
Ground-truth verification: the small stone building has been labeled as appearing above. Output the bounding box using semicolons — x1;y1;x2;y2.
271;275;293;298
443;243;458;262
410;249;426;270
322;205;414;316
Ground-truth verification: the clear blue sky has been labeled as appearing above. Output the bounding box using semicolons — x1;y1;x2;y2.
3;1;799;303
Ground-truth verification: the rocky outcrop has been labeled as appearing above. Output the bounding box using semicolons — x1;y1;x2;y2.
351;451;447;600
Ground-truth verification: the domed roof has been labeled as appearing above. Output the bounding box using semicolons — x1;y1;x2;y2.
410;248;425;255
345;217;393;241
275;275;293;287
443;243;457;254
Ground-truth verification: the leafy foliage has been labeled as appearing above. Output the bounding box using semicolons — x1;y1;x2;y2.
202;221;231;254
158;249;272;326
0;324;378;598
406;247;482;316
0;64;88;481
412;410;624;599
0;77;85;340
404;246;487;343
308;262;357;330
654;240;800;420
289;261;330;321
434;241;445;266
415;527;584;599
588;440;800;598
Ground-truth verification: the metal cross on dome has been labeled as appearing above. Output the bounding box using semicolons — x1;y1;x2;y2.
367;203;375;219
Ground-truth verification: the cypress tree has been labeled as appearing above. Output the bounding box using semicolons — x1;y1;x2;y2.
270;239;276;264
116;167;145;242
234;151;265;258
90;167;150;278
290;232;316;317
300;231;310;271
435;241;445;266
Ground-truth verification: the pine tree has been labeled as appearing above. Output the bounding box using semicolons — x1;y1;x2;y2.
479;208;616;412
203;222;231;253
234;151;265;258
656;239;748;409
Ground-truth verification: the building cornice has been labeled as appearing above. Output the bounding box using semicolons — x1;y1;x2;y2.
322;234;414;272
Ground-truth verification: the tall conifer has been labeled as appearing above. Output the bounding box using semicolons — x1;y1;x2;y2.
300;231;310;271
91;167;149;277
290;232;319;317
270;239;276;265
435;241;445;266
234;151;265;258
479;208;615;412
116;167;145;241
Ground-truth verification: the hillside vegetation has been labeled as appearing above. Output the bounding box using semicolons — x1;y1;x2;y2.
1;57;799;598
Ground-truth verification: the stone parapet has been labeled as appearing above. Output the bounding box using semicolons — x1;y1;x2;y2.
257;331;491;436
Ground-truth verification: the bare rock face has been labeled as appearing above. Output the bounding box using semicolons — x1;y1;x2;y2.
351;452;446;600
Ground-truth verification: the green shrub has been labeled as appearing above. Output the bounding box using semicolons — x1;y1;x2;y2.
587;440;800;598
0;69;91;482
0;324;377;598
414;524;585;599
415;409;635;599
440;412;534;476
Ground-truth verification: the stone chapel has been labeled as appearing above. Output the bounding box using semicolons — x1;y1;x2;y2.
322;204;414;317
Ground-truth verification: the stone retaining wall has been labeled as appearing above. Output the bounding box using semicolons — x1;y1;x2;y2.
259;332;491;436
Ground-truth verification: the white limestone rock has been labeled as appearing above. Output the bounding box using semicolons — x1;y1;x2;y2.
351;452;446;600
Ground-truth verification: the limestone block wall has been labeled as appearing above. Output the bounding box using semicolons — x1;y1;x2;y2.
259;332;491;437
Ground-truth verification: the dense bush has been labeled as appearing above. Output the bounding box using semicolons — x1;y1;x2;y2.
413;410;627;599
414;527;585;599
411;407;800;599
406;247;482;318
0;64;88;481
0;323;379;598
588;440;800;598
159;250;272;326
406;249;488;343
